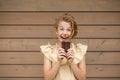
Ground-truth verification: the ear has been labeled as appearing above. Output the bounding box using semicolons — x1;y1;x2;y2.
56;31;58;35
54;28;58;35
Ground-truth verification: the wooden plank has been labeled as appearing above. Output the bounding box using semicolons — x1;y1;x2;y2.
0;26;120;38
0;78;119;80
87;78;120;80
0;52;120;65
0;52;43;64
0;39;119;51
0;0;119;11
87;65;120;77
0;13;120;25
0;78;43;80
0;65;119;77
0;65;43;77
86;52;120;65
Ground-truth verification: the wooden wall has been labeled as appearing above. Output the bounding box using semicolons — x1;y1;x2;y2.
0;0;120;80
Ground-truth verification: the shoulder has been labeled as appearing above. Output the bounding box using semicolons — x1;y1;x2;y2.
40;43;55;54
40;42;57;53
73;43;88;54
72;43;88;64
77;43;88;51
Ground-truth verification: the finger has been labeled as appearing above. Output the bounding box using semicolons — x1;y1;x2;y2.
59;49;66;54
67;52;74;59
67;50;74;55
58;51;66;57
58;48;65;53
60;52;66;57
68;55;74;59
58;55;64;59
58;48;65;51
66;51;73;56
67;48;73;52
58;55;66;60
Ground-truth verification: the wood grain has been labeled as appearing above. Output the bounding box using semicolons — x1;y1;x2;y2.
0;13;120;25
0;65;119;77
0;0;119;79
0;26;120;38
0;65;43;77
0;0;119;11
87;78;120;80
0;52;119;65
0;78;43;80
87;65;120;77
0;78;119;80
0;39;119;51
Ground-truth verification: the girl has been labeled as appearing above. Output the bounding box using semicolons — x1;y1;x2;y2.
40;14;88;80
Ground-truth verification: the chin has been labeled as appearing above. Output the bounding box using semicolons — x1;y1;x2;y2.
58;37;71;42
61;39;70;42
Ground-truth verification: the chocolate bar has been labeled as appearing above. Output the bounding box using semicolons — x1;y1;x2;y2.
62;42;70;53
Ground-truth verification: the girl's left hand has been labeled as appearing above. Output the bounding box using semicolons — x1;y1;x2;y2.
66;48;74;64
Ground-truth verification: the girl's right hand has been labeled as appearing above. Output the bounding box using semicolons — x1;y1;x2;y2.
57;48;66;63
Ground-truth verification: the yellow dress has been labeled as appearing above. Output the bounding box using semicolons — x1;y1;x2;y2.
40;43;88;80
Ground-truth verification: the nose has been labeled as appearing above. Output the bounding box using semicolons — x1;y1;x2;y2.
63;30;67;34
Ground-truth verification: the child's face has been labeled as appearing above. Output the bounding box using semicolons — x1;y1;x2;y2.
56;21;72;42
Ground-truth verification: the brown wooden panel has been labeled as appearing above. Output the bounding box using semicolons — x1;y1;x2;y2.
0;39;119;51
0;52;43;64
0;65;119;77
86;52;120;64
0;78;43;80
0;65;43;77
87;78;120;80
0;78;120;80
0;52;120;65
0;26;120;38
87;65;120;77
0;13;120;25
0;0;119;11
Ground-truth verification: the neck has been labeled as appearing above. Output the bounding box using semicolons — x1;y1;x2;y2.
56;41;62;48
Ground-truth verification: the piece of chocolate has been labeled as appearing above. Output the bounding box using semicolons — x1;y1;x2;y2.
62;42;70;53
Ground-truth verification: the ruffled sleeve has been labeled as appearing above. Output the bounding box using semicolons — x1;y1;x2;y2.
40;44;53;61
72;43;88;64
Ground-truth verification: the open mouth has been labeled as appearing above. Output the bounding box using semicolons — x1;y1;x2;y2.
60;36;69;39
